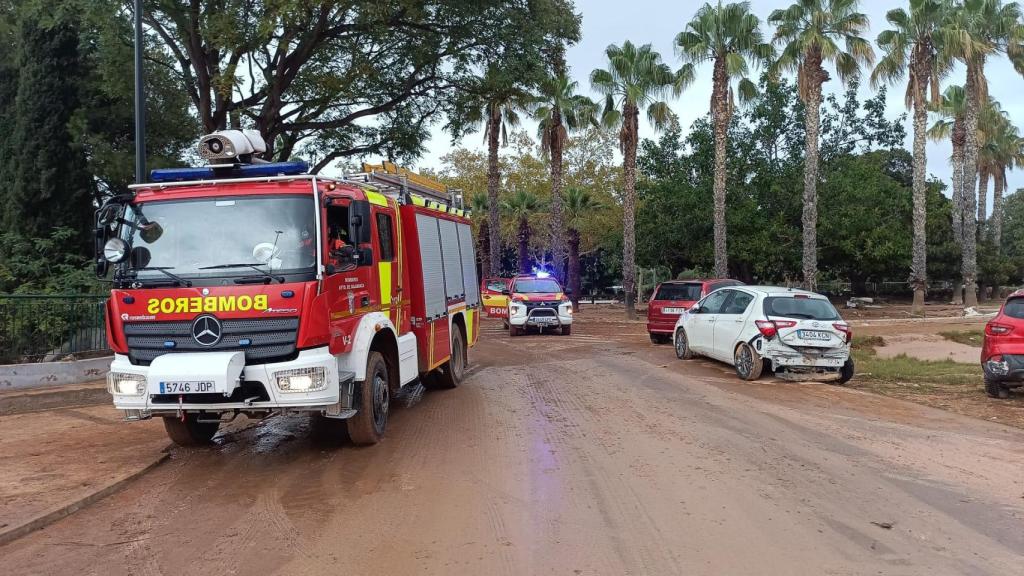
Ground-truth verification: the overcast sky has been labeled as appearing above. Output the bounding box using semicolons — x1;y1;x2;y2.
411;0;1023;211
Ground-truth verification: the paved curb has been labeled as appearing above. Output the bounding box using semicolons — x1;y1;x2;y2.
0;451;169;548
0;356;112;392
0;384;109;416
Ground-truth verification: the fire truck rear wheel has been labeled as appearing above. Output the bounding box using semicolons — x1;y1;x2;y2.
427;327;466;390
347;351;389;445
162;414;220;446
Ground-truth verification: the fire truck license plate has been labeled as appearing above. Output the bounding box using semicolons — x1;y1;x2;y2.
158;381;216;394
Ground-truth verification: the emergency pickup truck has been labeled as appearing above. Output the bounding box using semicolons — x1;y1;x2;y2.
97;130;480;446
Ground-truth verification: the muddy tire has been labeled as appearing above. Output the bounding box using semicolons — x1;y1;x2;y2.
985;374;1009;399
162;414;219;446
734;342;763;381
674;328;694;360
347;351;390;445
838;359;855;384
426;328;466;390
561;325;572;336
509;325;522;337
650;333;669;344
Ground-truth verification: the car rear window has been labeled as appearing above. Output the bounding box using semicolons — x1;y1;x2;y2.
764;296;839;320
485;279;508;292
1006;298;1024;319
654;283;702;301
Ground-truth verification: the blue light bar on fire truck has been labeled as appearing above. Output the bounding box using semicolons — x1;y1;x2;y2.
149;161;309;183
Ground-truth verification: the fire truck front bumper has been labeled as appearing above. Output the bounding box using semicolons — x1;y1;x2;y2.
108;346;354;418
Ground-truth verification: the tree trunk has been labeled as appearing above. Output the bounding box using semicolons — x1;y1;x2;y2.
549;110;566;281
961;61;982;308
517;217;530;275
622;103;639;320
801;55;825;292
978;170;989;238
910;70;928;317
486;105;502;277
568;227;581;308
992;171;1006;248
477;218;490;281
711;57;730;279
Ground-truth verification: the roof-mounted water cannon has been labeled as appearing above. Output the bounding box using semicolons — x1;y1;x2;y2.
198;130;267;165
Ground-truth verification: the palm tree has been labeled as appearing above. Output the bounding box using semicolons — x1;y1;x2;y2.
938;0;1024;308
533;73;597;282
464;68;535;277
984;116;1024;247
469;192;492;277
769;0;875;291
871;0;947;316
564;187;605;308
928;84;968;247
676;1;773;279
501;189;545;275
591;41;693;319
978;99;1010;233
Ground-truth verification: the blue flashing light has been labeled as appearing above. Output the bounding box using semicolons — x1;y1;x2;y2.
281;290;294;298
238;338;252;347
150;161;309;183
163;341;176;349
532;266;552;279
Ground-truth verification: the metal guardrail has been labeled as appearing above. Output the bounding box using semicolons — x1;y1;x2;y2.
0;295;109;364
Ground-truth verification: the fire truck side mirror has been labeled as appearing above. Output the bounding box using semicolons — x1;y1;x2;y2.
349;200;372;244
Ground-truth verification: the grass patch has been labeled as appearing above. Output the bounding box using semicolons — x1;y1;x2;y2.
851;335;982;389
938;329;985;347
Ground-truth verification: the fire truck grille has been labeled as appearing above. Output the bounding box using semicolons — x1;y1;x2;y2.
124;318;300;366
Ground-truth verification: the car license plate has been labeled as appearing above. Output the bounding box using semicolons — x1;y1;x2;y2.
663;307;685;314
798;330;831;341
158;381;216;394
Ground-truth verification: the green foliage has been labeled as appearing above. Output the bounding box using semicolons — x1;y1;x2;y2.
1003;189;1024;281
0;228;98;294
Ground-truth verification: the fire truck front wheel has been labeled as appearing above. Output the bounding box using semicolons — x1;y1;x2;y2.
347;351;389;445
162;414;220;446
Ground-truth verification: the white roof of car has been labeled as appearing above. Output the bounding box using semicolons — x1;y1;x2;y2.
728;285;828;298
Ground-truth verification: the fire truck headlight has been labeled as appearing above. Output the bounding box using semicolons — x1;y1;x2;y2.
103;238;128;263
108;372;146;396
275;367;327;393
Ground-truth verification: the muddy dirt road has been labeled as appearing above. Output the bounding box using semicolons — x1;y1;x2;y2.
3;315;1023;575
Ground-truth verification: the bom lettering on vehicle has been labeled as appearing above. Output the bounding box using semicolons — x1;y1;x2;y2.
146;294;269;315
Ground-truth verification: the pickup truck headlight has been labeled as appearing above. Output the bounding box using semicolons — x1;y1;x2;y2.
559;301;573;316
275;366;327;393
509;303;526;316
108;372;146;396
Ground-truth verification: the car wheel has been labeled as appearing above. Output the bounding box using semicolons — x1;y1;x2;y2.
162;414;219;447
985;374;1009;399
561;325;572;336
674;328;694;360
838;359;855;384
347;351;389;445
509;325;521;337
734;343;764;381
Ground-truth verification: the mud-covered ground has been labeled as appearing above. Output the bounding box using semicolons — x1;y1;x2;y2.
2;307;1023;575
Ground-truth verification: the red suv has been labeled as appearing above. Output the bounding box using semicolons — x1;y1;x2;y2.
982;289;1024;398
646;279;743;344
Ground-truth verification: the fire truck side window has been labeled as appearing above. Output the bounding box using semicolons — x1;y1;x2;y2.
376;213;395;261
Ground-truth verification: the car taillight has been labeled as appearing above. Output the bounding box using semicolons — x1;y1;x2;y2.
832;323;852;343
755;319;796;340
986;323;1012;336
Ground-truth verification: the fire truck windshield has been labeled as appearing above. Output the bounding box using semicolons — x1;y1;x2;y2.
121;195;317;281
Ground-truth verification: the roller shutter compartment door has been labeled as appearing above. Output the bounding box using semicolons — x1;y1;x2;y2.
416;213;447;319
457;223;480;307
438;218;465;301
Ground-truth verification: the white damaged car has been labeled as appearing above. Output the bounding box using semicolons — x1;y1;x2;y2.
672;286;854;382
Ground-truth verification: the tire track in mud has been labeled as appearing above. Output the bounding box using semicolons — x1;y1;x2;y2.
520;361;686;575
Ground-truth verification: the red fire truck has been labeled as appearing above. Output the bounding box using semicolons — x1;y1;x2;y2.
96;130;480;446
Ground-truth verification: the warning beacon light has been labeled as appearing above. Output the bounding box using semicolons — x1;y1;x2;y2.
198;130;267;163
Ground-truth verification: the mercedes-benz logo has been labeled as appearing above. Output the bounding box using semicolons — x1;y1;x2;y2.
191;315;222;347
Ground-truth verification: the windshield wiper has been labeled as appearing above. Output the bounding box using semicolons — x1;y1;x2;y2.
130;266;192;287
199;263;285;283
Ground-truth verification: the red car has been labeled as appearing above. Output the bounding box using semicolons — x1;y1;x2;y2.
982;289;1024;398
646;279;744;344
